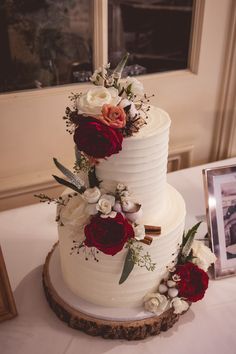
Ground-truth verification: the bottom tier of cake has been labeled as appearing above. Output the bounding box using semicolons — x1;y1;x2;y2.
58;184;186;308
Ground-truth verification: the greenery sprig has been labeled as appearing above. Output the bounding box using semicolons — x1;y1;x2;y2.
119;239;156;284
34;193;66;206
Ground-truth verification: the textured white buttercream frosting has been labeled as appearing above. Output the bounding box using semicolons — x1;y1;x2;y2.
59;185;185;307
58;106;186;308
96;106;171;223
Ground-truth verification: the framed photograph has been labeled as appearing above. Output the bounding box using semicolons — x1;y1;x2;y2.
203;164;236;279
0;246;17;322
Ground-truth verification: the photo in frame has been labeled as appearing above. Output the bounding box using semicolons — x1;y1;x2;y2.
203;164;236;279
0;246;17;322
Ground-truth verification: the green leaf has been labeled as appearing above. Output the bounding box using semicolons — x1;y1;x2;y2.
52;175;85;194
119;248;135;284
181;222;202;259
53;158;84;190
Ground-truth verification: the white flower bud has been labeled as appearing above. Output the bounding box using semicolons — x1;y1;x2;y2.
167;280;176;288
168;288;178;298
158;284;168;294
83;187;101;204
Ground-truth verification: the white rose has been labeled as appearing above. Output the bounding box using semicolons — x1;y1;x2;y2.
77;86;120;115
191;240;217;271
171;297;189;315
96;198;112;215
125;77;144;96
143;293;169;314
134;224;145;240
60;195;88;231
83;187;101;204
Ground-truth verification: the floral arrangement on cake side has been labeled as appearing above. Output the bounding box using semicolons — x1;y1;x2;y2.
144;222;216;315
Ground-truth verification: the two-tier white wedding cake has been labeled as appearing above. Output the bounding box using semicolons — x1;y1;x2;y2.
40;55;216;338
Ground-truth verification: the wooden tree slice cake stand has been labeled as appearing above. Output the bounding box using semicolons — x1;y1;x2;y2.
42;243;182;340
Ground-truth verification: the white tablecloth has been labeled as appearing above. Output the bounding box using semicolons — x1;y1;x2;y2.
1;158;236;354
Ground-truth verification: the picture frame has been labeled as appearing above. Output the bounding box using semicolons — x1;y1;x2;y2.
203;164;236;279
0;246;17;322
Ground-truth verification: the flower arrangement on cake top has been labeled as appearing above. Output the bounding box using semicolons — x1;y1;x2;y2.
63;53;152;162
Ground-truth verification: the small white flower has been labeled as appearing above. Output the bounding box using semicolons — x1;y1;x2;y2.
120;190;130;198
143;293;169;314
90;68;103;85
83;187;101;204
125;77;144;96
77;86;120;115
171;297;189;315
96;197;112;215
134;224;145;240
191;240;217;271
116;183;127;193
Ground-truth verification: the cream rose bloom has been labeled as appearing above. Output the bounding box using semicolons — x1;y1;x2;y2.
143;293;169;314
60;195;89;234
125;77;144;96
83;187;101;204
77;87;120;115
171;297;189;315
191;240;217;271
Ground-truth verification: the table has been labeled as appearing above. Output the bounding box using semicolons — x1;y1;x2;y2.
1;158;236;354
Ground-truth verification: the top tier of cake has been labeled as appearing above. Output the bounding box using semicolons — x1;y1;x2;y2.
96;106;171;224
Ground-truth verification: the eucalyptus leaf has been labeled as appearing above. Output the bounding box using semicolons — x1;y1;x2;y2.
113;52;129;77
181;222;202;259
52;175;85;194
74;146;81;164
119;248;135;284
53;157;84;190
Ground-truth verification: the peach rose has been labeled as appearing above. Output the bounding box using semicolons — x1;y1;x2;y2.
99;104;126;129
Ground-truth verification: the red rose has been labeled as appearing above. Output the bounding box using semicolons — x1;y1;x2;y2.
175;262;209;302
74;118;123;159
84;213;134;256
